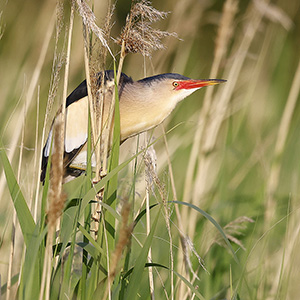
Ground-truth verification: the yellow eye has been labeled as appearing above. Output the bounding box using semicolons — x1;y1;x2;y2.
172;81;179;88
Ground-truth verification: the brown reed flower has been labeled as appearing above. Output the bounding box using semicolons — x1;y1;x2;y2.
75;0;113;57
116;0;177;57
109;199;133;279
47;119;66;227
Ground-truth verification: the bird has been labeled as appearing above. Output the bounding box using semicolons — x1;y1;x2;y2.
40;70;226;183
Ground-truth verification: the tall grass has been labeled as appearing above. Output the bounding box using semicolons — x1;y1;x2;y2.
0;0;300;299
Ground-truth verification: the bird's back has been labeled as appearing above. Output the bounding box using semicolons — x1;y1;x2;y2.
40;71;133;183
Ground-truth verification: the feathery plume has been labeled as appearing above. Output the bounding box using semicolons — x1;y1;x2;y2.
75;0;114;57
116;0;177;57
47;120;66;226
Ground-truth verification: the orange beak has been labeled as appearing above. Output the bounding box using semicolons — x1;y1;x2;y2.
177;79;226;90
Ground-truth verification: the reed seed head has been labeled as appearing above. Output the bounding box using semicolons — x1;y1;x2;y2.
47;119;66;227
116;0;177;57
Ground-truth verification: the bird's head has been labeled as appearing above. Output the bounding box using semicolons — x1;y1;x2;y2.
137;73;226;105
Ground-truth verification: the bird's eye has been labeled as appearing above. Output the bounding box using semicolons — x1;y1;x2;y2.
172;81;179;88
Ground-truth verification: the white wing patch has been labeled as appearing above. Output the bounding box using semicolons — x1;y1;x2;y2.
44;126;53;157
65;96;89;153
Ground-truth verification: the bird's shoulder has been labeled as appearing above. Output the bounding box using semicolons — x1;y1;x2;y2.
66;80;87;107
65;70;133;107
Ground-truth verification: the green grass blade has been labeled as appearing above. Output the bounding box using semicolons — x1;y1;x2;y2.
171;200;240;265
1;274;19;295
21;225;47;300
79;152;144;219
108;59;121;176
124;209;160;299
122;262;168;279
59;201;82;299
173;270;206;300
73;134;161;220
134;204;159;227
78;223;107;257
0;147;35;246
64;176;86;203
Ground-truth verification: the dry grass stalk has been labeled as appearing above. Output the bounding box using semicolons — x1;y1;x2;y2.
267;208;300;298
265;58;300;224
40;4;74;298
0;10;56;208
186;0;268;243
144;146;157;300
151;0;203;73
183;0;237;230
58;0;74;175
103;200;133;299
144;145;179;299
0;11;4;40
181;0;238;233
161;126;179;299
213;0;238;75
178;1;238;296
46;53;65;119
161;126;208;297
253;0;293;31
94;4;115;182
226;2;292;193
6;96;27;300
145;190;155;300
39;120;67;300
46;0;65;122
30;86;40;220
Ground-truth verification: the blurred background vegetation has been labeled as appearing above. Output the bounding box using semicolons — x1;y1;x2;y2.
1;0;300;299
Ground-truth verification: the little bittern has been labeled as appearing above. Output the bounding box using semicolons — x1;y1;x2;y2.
41;70;225;182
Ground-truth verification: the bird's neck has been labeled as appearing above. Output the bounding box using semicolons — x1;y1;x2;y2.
119;83;178;141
